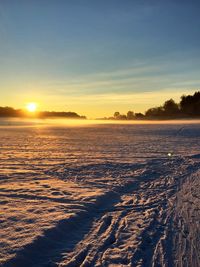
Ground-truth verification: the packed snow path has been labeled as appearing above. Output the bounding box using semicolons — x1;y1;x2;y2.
0;123;200;267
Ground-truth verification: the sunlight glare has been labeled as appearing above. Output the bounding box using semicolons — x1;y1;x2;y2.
26;103;37;112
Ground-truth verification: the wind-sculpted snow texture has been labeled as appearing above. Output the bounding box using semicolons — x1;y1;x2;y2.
0;123;200;267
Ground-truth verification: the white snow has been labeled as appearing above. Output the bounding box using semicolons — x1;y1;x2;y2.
0;122;200;267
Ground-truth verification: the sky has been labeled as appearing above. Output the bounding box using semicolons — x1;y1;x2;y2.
0;0;200;118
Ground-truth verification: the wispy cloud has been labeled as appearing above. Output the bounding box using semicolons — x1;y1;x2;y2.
56;89;195;105
40;62;200;98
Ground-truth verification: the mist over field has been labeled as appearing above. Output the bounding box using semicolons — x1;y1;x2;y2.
1;118;200;127
0;122;200;266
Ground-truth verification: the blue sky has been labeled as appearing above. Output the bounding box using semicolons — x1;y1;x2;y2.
0;0;200;117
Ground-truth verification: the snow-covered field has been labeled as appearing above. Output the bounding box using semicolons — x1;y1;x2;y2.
0;122;200;267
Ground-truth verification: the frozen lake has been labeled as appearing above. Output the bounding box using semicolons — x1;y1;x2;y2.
0;121;200;267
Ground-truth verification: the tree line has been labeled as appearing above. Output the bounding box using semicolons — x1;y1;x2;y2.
0;107;86;119
0;91;199;120
110;91;200;120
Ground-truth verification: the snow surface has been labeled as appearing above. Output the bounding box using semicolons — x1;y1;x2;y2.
0;122;200;267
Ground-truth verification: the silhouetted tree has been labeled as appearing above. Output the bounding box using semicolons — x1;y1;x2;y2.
145;107;164;118
113;112;127;120
39;111;84;118
135;113;144;119
0;107;22;117
127;111;135;120
114;111;120;119
180;91;200;116
118;114;127;120
0;106;86;119
163;99;180;116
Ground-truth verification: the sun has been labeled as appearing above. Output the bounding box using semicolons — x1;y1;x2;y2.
26;103;37;112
